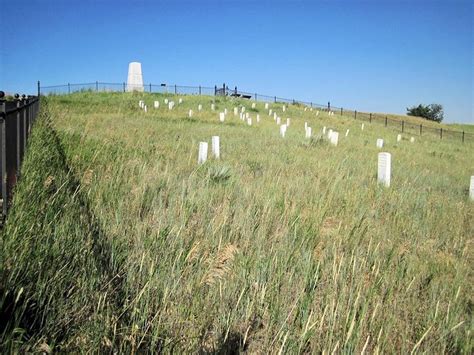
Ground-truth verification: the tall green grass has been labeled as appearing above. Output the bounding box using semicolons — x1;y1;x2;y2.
1;92;472;353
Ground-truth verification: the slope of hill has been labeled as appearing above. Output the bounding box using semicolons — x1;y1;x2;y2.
1;92;473;353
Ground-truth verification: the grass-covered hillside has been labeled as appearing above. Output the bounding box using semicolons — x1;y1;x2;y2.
1;92;473;353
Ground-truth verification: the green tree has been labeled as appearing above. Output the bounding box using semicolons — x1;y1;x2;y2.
407;103;444;123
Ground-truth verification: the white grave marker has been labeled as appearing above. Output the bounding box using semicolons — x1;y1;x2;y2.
397;134;402;142
224;108;228;115
328;129;333;138
164;98;169;104
280;124;287;137
144;105;147;113
211;103;215;111
377;152;391;187
198;104;202;111
252;102;256;109
345;129;350;137
265;103;269;109
410;137;415;143
247;118;252;126
188;109;193;118
283;105;286;112
219;112;225;122
470;176;474;201
376;139;384;148
154;101;159;109
234;107;238;115
168;101;174;110
241;107;245;113
286;118;290;126
323;126;327;134
316;111;320;116
305;127;312;138
212;136;220;159
361;123;365;130
198;142;208;165
178;98;183;104
246;112;250;119
276;117;281;125
269;109;273;116
256;114;260;122
330;131;339;146
304;122;308;130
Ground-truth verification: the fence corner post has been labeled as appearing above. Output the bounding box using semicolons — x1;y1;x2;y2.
37;81;41;96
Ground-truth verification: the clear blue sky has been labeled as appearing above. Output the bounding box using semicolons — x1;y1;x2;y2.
1;0;472;123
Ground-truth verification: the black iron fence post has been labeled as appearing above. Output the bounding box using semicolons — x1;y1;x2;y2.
402;121;404;133
341;108;343;116
16;100;21;177
369;113;372;123
123;82;126;92
420;124;422;136
255;93;257;101
274;96;276;103
199;86;202;95
440;128;443;139
385;116;388;127
0;93;6;217
354;110;357;119
149;83;152;93
37;81;41;96
174;84;177;95
462;131;465;143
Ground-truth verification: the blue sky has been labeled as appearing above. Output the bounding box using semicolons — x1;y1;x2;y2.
1;0;472;123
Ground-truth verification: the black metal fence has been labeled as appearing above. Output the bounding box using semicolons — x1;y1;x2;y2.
39;81;472;143
0;91;40;222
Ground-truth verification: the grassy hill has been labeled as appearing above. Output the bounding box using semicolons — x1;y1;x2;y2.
1;92;473;353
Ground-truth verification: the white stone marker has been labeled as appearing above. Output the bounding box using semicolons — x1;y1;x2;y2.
198;104;202;111
178;98;183;104
276;117;281;125
241;107;245;113
274;112;277;120
246;112;250;119
269;109;272;116
211;103;215;111
198;142;208;165
212;136;220;159
283;105;286;112
316;111;320;116
144;105;147;113
286;118;290;126
323;126;327;134
252;102;256;109
361;123;365;130
345;129;350;137
224;108;228;115
234;107;238;115
377;152;391;187
219;112;225;122
154;100;159;109
164;98;169;104
247;118;252;126
397;134;402;142
239;112;243;120
280;124;287;137
469;176;474;201
328;129;333;138
410;137;415;143
256;114;260;123
305;127;312;138
139;100;144;108
265;103;269;109
168;101;174;110
304;107;307;112
304;122;308;130
310;108;313;112
376;139;384;148
330;132;339;146
188;109;193;118
127;62;144;92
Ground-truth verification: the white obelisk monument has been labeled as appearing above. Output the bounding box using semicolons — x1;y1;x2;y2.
127;62;144;92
